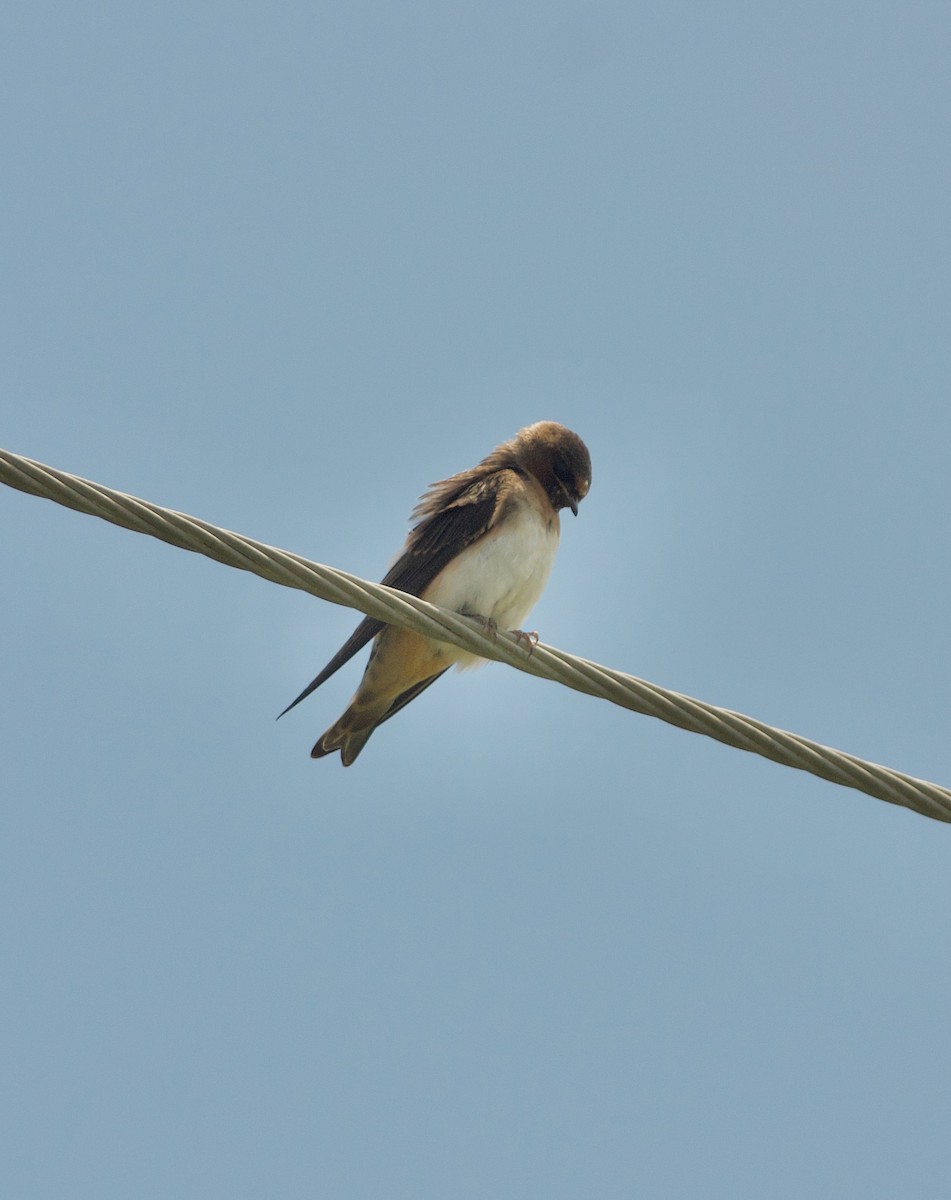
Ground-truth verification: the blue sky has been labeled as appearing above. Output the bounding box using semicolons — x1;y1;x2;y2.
3;2;951;1196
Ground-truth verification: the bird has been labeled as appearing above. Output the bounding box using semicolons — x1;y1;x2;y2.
279;420;591;765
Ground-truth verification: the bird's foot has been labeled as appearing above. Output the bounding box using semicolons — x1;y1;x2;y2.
467;613;498;640
511;629;540;656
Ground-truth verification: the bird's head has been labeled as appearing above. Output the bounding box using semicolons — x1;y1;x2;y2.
514;421;591;516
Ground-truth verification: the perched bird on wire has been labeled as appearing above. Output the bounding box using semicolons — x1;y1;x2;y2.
280;421;591;765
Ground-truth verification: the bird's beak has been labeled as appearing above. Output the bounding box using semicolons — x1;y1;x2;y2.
557;476;579;516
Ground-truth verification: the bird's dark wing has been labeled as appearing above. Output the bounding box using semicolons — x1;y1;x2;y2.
375;668;450;726
309;667;450;759
278;469;514;718
277;615;381;718
380;468;512;593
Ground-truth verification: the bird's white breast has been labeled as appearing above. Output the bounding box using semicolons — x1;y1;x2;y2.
423;504;560;666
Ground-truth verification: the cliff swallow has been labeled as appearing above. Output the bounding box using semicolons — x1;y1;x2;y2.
280;421;591;764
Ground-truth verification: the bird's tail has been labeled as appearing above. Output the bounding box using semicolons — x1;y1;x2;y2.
311;718;375;766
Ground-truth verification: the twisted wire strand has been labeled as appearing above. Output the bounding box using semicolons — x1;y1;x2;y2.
2;445;949;824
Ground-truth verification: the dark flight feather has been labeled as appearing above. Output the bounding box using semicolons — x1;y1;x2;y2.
278;469;516;718
308;668;450;757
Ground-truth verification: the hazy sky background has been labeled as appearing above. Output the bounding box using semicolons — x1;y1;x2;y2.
3;2;951;1196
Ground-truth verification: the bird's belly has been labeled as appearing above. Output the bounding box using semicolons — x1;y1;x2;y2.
423;509;559;666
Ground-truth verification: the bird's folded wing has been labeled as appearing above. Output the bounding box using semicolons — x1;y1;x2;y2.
278;470;515;717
